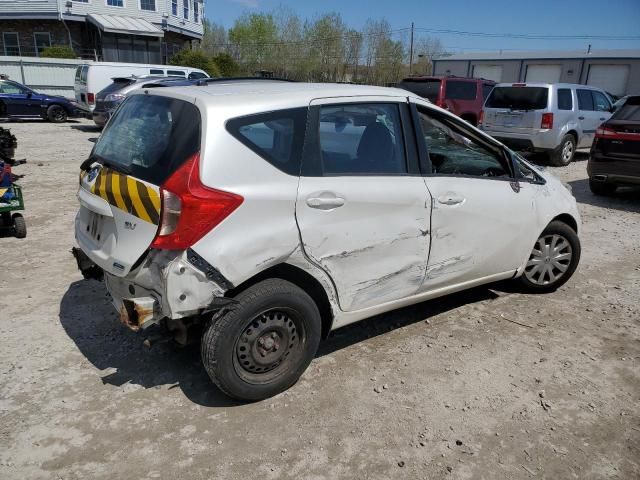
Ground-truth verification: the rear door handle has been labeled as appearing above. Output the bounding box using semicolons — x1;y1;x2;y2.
599;117;606;121
578;116;585;120
437;195;465;206
306;195;345;210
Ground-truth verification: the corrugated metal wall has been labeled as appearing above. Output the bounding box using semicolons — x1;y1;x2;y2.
0;56;86;98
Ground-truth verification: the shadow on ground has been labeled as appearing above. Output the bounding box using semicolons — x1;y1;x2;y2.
568;178;640;213
60;278;499;406
71;124;102;133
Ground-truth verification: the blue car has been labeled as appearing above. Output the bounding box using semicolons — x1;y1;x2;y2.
0;79;80;123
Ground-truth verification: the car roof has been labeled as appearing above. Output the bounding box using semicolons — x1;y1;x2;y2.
138;82;412;111
493;82;605;90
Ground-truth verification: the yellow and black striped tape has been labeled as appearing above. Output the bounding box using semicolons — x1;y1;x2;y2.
91;169;161;225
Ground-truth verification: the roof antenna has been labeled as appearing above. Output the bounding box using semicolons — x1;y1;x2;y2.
587;44;592;54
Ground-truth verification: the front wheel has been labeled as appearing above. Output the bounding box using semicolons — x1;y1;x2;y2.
47;104;67;123
550;134;576;166
201;279;322;401
518;221;580;293
12;213;26;238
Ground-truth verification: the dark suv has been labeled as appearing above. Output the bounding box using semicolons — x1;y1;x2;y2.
397;76;495;126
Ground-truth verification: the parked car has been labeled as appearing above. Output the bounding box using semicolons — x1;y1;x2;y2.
74;82;581;401
0;79;80;123
588;95;640;195
481;83;614;166
74;62;209;113
92;76;194;127
397;76;495;126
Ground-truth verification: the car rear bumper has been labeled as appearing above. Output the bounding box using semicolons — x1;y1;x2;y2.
482;128;560;151
588;152;640;185
92;110;110;127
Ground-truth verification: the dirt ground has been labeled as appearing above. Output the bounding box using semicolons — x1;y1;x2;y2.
0;118;639;480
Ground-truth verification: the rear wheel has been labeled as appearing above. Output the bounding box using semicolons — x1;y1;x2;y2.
12;213;26;238
518;221;580;293
589;180;617;196
201;279;322;401
550;134;576;166
47;104;67;123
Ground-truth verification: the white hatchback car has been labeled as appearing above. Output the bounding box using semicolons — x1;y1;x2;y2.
74;82;581;401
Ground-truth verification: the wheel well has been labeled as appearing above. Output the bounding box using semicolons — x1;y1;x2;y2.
551;213;578;234
566;130;578;143
225;263;334;338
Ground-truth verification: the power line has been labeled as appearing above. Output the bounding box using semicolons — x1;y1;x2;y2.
413;27;640;41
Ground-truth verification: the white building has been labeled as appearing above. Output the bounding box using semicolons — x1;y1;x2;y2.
0;0;205;63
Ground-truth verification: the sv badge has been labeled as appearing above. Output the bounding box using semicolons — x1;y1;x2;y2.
124;221;137;231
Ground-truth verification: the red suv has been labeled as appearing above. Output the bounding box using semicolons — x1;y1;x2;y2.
398;76;495;126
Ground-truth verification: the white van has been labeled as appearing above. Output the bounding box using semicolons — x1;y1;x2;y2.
74;62;209;112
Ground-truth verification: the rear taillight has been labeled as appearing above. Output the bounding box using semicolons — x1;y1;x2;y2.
151;153;243;250
478;110;484;126
595;126;616;137
541;113;553;129
87;93;95;105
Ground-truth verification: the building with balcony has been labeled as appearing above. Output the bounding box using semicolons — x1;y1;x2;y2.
0;0;205;63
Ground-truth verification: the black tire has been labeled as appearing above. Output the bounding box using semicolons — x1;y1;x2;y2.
517;220;580;293
47;104;67;123
12;214;26;238
201;278;322;401
0;100;7;119
549;134;576;166
589;180;617;196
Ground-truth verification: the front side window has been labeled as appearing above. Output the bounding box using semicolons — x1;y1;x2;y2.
592;91;611;112
445;81;477;100
318;103;407;176
577;89;594;111
0;81;29;95
417;107;509;178
183;0;189;19
226;108;307;176
2;33;20;56
140;0;156;11
107;0;124;6
171;0;178;15
34;32;51;57
557;89;573;110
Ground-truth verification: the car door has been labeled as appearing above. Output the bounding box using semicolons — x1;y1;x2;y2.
0;81;35;116
295;97;432;312
411;100;538;291
591;90;613;130
576;88;610;148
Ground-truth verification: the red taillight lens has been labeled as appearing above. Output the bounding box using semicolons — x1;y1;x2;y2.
595;126;616;137
541;113;553;129
87;93;95;105
151;153;243;250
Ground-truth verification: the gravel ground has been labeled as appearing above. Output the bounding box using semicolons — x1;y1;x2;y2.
0;119;639;480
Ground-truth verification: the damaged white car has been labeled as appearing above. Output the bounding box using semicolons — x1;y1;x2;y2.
74;82;581;401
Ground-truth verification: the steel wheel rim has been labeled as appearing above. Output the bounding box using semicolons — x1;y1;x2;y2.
524;234;572;285
562;140;574;162
52;107;65;121
233;308;304;384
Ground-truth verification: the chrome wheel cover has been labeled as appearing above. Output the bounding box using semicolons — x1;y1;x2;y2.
524;234;573;285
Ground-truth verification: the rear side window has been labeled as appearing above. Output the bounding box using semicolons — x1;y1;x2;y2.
482;84;494;100
226;108;307;176
557;89;573;110
398;79;441;102
485;87;549;110
166;70;186;77
612;97;640;120
317;103;407;176
92;95;201;185
189;71;208;80
445;81;477;100
577;89;594;111
149;69;164;75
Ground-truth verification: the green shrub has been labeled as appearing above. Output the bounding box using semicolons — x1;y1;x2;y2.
212;53;240;77
169;49;220;77
40;46;77;59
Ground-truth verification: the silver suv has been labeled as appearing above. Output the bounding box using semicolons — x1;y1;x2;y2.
481;83;613;165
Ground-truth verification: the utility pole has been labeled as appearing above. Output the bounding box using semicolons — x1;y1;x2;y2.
409;22;414;75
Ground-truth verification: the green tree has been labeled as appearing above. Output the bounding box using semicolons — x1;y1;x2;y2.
169;49;220;77
212;53;240;77
228;13;279;74
40;46;76;59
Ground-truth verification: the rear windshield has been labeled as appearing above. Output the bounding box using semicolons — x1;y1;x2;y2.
98;78;136;96
91;95;201;185
485;86;549;110
612;97;640;121
397;79;441;102
444;80;476;100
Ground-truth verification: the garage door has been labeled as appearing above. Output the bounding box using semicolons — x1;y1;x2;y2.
525;64;562;83
472;65;503;82
586;65;629;96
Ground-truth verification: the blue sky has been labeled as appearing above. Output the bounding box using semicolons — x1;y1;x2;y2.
206;0;640;53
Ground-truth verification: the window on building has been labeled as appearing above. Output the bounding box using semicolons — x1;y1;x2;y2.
183;0;189;20
194;1;200;22
107;0;124;7
171;0;178;15
73;0;89;3
34;32;52;57
2;33;20;56
140;0;155;11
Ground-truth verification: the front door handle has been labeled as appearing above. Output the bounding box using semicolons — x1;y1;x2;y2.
306;195;345;210
578;116;585;120
599;117;606;121
437;195;465;206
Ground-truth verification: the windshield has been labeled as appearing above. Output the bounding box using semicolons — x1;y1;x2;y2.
98;79;136;97
485;86;549;110
91;94;201;185
398;79;441;102
612;97;640;121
